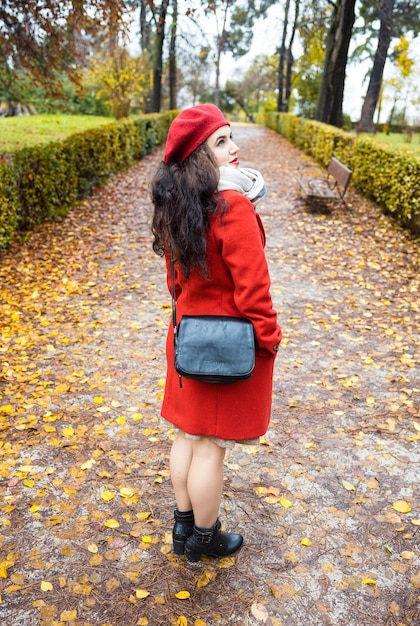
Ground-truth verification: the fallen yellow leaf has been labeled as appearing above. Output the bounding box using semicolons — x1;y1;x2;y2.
264;496;281;504
119;487;134;498
101;491;115;502
195;573;211;588
362;356;374;364
136;511;151;521
80;459;95;470
251;602;269;622
175;590;190;599
195;569;217;589
392;500;411;514
40;581;53;591
135;589;150;599
104;519;120;529
87;543;98;554
342;480;356;491
303;441;315;448
362;578;377;586
63;486;77;495
90;554;103;566
300;537;312;546
218;557;235;568
0;560;14;579
60;610;77;621
321;563;335;573
400;551;415;560
33;600;45;608
280;496;292;509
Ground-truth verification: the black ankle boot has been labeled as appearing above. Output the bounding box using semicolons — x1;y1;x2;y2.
173;509;194;555
184;519;243;562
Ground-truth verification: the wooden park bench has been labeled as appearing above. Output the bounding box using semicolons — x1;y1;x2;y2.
297;156;353;208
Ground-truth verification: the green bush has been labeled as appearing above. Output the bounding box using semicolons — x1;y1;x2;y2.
13;142;78;229
352;140;420;234
0;162;19;249
262;111;420;236
0;111;177;251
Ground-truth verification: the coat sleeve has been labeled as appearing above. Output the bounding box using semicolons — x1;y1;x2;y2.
213;190;282;356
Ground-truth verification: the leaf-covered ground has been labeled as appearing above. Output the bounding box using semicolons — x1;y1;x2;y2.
0;125;419;626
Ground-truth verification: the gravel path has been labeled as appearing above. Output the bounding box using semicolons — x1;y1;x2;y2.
0;123;419;626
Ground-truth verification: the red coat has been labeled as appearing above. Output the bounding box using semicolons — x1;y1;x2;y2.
161;190;282;440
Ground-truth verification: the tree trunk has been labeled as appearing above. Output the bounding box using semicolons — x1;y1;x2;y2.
285;0;300;106
315;0;356;127
214;1;230;109
140;0;150;52
152;0;169;112
169;0;177;109
357;0;395;132
277;0;290;112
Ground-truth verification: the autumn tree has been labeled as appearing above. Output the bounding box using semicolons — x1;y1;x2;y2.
277;0;300;112
315;0;357;127
383;36;416;125
356;0;420;132
226;54;278;119
357;0;396;131
177;46;214;106
86;46;152;118
137;0;173;112
204;0;275;108
293;20;327;118
0;0;130;104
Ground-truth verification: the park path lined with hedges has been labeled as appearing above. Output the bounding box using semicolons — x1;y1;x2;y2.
0;124;419;626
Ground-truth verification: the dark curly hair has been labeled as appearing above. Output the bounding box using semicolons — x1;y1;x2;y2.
151;142;224;279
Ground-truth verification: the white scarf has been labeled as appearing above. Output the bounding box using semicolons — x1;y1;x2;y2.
218;166;266;206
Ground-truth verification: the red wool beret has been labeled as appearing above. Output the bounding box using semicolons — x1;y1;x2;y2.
163;103;230;164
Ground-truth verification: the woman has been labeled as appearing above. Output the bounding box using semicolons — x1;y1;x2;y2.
151;104;281;563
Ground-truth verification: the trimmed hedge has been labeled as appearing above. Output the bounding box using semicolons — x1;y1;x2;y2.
0;111;177;250
262;112;420;236
0;163;19;245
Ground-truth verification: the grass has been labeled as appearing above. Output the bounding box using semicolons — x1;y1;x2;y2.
0;114;114;153
356;131;420;156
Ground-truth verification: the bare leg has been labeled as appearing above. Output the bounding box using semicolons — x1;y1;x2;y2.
170;431;242;561
170;431;225;526
187;438;225;527
170;431;193;511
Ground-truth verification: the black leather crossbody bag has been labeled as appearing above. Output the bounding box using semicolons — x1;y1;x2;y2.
170;260;255;385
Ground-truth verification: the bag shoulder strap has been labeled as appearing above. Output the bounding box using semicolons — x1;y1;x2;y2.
170;258;177;331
